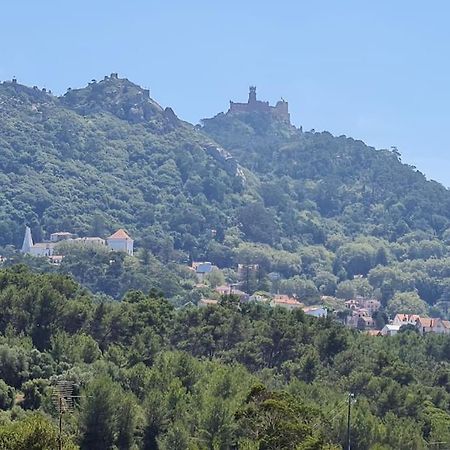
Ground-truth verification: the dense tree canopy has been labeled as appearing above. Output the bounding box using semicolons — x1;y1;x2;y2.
0;267;448;448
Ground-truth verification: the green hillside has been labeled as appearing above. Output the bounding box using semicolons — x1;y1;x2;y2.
2;76;450;311
201;109;450;312
0;76;248;259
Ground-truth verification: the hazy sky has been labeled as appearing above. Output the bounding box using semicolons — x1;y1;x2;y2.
2;1;450;185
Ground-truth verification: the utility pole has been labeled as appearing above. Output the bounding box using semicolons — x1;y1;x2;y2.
59;396;63;450
52;381;78;450
347;393;354;450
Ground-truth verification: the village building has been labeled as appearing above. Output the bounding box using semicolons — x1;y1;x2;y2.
215;284;248;300
345;297;380;314
50;232;76;242
21;226;133;257
270;294;304;311
191;261;216;281
344;299;360;310
248;293;271;303
346;307;374;329
215;285;233;296
392;314;421;327
381;314;450;336
356;315;375;330
106;229;134;255
29;242;55;257
358;298;381;314
237;263;260;280
414;317;450;335
49;255;64;266
198;298;219;308
303;306;328;318
74;237;106;246
366;329;382;336
381;324;401;336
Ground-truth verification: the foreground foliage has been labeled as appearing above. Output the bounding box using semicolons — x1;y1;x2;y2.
0;267;449;448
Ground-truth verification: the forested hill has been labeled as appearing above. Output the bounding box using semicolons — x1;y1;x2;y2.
201;110;450;243
3;76;450;309
0;75;248;256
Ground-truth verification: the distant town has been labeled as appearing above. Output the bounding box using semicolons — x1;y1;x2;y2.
0;227;444;337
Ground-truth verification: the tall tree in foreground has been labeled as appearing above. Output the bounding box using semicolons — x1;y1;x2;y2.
78;376;119;450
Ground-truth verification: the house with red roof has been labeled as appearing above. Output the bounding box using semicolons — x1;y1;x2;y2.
270;294;304;311
106;229;134;256
392;314;421;326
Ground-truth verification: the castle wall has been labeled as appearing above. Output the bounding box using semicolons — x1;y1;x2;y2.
228;88;290;123
229;99;272;114
272;101;290;122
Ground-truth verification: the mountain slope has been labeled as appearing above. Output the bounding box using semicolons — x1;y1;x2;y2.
3;76;450;310
202;110;450;243
0;76;248;259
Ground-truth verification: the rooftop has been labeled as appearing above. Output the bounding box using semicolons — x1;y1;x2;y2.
108;229;132;240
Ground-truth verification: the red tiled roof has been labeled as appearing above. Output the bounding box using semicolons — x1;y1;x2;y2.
395;314;421;322
273;295;302;306
417;317;439;328
108;229;132;240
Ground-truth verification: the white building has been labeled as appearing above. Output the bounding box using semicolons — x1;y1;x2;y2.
21;226;34;254
106;229;134;256
50;232;76;242
21;226;55;257
74;237;106;246
21;227;133;257
392;314;421;326
303;306;328;318
381;324;401;336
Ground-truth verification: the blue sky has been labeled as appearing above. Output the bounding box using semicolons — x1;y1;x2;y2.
2;1;450;185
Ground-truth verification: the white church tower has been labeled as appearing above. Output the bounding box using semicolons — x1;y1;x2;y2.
21;226;33;254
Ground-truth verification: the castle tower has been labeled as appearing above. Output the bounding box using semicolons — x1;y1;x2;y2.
248;86;257;104
21;226;33;254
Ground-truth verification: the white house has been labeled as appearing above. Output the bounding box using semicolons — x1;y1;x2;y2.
303;306;328;318
50;232;76;242
381;324;401;336
29;243;55;257
74;237;106;246
21;227;133;257
415;317;448;335
106;229;134;256
392;314;421;326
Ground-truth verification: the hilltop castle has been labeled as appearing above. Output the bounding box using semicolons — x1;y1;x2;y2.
227;86;290;123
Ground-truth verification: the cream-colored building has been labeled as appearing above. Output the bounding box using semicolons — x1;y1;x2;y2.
21;227;133;257
106;229;134;256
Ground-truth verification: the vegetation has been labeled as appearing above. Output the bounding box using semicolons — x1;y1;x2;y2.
0;267;449;448
3;77;450;312
4;76;450;446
